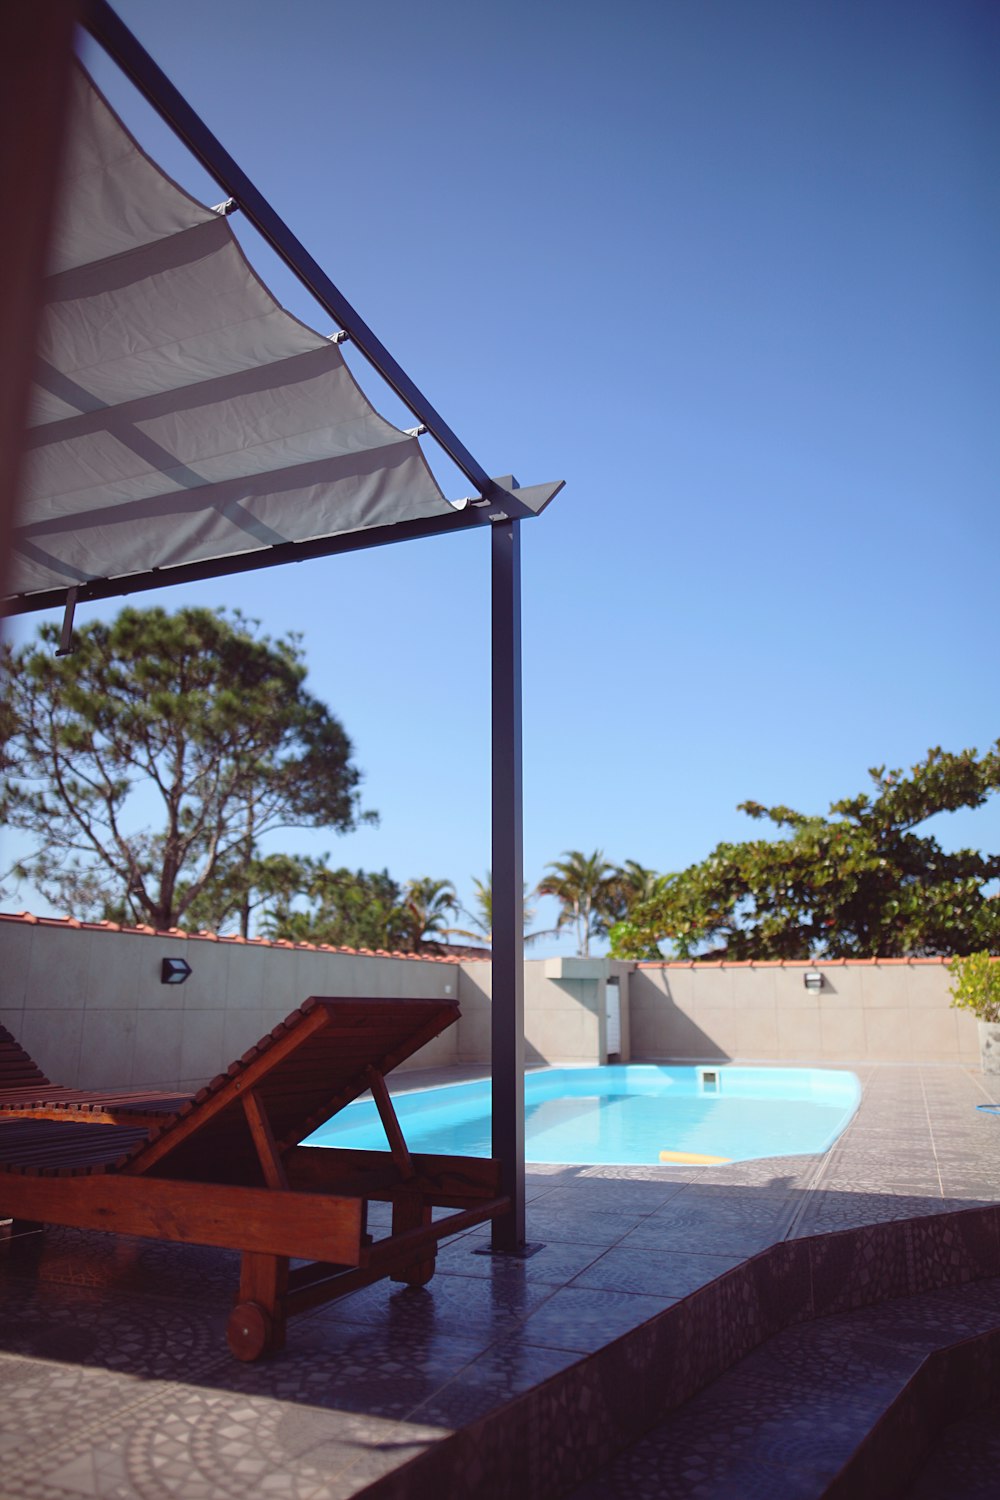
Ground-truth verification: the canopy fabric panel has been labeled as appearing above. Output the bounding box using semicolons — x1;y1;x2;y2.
8;65;452;605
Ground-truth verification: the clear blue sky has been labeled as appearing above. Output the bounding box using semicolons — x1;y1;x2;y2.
6;0;999;952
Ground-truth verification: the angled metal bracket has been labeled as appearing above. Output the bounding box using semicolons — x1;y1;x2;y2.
55;585;78;656
481;475;534;522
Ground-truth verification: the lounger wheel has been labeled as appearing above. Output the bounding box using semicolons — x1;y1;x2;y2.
396;1254;436;1288
226;1300;272;1361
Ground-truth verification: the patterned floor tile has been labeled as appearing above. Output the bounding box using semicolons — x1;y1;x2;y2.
620;1220;782;1258
516;1285;676;1354
521;1207;646;1246
219;1320;485;1422
326;1268;557;1341
752;1316;931;1391
0;1278;228;1379
843;1287;1000;1350
645;1190;795;1229
570;1246;742;1299
433;1234;606;1284
0;1353;150;1472
534;1180;688;1214
6;1381;446;1500
406;1339;582;1428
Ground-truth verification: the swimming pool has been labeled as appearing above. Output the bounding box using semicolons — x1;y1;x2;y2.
306;1064;861;1166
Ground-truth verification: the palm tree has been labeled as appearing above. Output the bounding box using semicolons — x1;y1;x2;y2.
537;849;617;957
456;874;495;944
450;871;548;947
402;876;459;951
607;860;666;921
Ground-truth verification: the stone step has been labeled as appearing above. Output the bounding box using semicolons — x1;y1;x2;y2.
567;1277;1000;1499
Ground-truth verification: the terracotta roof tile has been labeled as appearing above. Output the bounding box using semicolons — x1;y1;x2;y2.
0;910;468;964
636;954;961;969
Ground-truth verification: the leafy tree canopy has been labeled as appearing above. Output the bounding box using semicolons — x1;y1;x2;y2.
263;863;413;951
1;607;369;930
261;866;462;953
611;745;1000;962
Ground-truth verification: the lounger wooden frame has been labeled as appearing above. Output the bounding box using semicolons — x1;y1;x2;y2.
0;998;509;1359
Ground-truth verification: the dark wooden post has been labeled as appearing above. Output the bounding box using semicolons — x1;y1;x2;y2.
490;518;525;1250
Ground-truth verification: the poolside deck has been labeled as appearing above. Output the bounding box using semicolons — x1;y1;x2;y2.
3;1059;1000;1499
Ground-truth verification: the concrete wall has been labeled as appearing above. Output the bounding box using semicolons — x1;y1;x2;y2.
629;960;980;1065
0;917;626;1091
456;956;631;1067
0;917;461;1091
2;915;982;1086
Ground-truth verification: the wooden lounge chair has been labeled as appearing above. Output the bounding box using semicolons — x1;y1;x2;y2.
0;997;507;1359
0;1023;190;1124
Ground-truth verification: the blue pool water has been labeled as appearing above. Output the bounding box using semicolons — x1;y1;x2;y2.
306;1065;861;1166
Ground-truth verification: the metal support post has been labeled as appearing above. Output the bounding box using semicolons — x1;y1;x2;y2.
490;519;525;1250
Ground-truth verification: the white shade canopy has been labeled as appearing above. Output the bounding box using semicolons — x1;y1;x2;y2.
8;66;465;608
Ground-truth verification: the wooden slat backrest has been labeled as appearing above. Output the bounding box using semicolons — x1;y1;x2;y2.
0;1025;52;1089
123;996;459;1184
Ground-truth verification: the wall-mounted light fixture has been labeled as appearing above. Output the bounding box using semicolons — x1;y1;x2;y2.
161;957;192;985
803;969;824;992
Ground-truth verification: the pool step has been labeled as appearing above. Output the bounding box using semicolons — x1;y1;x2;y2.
566;1279;1000;1499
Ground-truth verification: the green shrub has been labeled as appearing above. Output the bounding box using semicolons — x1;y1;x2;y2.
948;951;1000;1024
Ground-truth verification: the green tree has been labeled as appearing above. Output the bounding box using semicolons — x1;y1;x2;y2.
264;864;412;951
538;849;617;957
605;860;665;922
1;607;369;930
402;876;460;952
179;851;319;939
604;861;669;960
612;745;1000;961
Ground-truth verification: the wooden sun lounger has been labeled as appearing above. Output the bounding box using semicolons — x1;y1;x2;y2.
0;998;508;1360
0;1024;189;1124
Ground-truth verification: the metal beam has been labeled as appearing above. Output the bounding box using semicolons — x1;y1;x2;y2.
3;474;564;618
2;495;522;619
490;518;525;1250
82;0;531;516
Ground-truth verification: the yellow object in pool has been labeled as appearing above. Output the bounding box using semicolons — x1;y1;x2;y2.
658;1149;731;1165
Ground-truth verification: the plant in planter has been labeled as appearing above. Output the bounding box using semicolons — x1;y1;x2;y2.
948;951;1000;1072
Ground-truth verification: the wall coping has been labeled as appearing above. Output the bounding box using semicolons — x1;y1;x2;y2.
636;956;976;970
8;910;989;973
0;909;473;964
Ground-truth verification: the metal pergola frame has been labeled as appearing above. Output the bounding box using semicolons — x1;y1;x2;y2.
4;0;563;1252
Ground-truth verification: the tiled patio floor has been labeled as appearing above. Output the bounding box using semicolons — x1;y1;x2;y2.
2;1060;1000;1499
